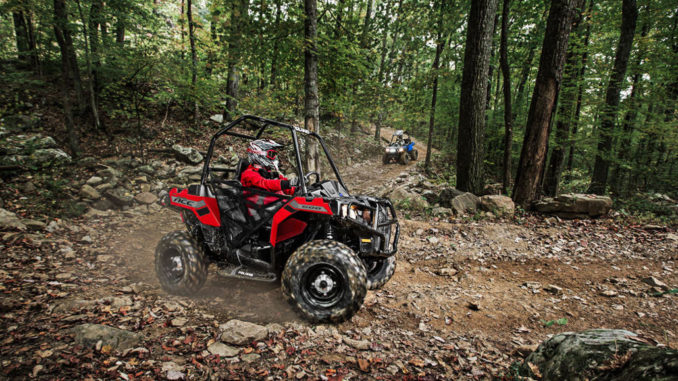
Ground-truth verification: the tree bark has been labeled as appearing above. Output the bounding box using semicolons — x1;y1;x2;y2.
610;19;649;194
12;12;30;66
187;0;199;125
587;0;638;194
543;5;585;196
269;0;282;88
225;0;248;121
499;0;513;194
566;0;593;175
89;0;102;100
512;0;581;207
75;0;102;132
53;0;85;112
304;0;321;174
425;0;446;171
456;0;499;194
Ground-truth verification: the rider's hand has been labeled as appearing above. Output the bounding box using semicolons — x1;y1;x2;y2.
289;177;300;188
281;177;299;191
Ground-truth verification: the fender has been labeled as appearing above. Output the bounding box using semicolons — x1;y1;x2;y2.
169;188;221;227
406;142;415;152
270;197;332;245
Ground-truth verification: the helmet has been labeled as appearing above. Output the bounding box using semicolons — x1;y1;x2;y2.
247;139;283;172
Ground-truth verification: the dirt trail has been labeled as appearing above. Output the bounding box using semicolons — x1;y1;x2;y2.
10;127;671;379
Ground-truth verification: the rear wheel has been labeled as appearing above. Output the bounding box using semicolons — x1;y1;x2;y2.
282;240;367;323
410;149;419;161
364;256;396;290
155;231;208;296
399;152;410;165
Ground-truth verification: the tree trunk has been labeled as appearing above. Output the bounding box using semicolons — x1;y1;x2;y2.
499;0;513;194
512;0;581;207
12;12;30;66
566;0;593;175
425;0;446;171
543;5;585;196
75;0;102;132
53;0;85;112
115;17;125;46
456;0;499;194
587;0;638;194
269;0;282;88
89;0;102;100
610;19;649;194
304;0;321;174
225;0;248;121
187;0;199;125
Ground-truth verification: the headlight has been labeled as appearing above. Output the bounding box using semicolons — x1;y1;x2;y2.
398;147;405;152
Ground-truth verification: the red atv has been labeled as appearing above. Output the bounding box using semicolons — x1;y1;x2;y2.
156;115;399;322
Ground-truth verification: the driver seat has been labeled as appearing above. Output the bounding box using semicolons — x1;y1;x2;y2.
234;158;250;181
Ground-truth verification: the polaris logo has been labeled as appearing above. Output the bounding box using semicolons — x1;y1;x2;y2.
237;270;254;277
289;200;328;213
171;196;206;209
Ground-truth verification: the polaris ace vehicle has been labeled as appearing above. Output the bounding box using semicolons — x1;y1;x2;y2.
382;130;418;165
156;115;399;323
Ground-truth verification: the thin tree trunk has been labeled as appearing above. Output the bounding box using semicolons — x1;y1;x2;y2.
512;0;581;207
225;0;248;121
12;12;30;66
566;0;593;175
269;0;282;88
611;19;649;194
75;0;102;131
115;17;125;46
456;0;499;194
588;0;638;194
425;0;446;171
89;0;102;101
499;0;513;194
25;13;40;73
187;0;199;125
53;0;85;112
304;0;321;174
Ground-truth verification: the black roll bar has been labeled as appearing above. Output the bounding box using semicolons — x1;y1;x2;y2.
200;115;349;195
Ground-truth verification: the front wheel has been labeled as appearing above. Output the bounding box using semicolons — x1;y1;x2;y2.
364;256;396;289
399;152;410;165
282;240;367;323
410;149;418;161
155;231;208;296
382;154;389;164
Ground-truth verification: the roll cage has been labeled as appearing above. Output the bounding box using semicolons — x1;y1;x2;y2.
201;115;348;196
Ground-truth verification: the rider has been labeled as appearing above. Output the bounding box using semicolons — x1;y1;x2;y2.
241;139;298;196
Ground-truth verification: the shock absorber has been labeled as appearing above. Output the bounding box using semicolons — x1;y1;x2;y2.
325;223;334;240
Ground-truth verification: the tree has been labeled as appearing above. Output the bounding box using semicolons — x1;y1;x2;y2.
513;0;581;207
543;1;586;196
499;0;512;194
304;0;320;174
53;0;84;112
456;0;499;194
224;0;248;121
187;0;199;124
424;0;447;171
588;0;638;194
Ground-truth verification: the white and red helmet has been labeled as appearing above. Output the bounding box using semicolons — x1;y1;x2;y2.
247;139;283;171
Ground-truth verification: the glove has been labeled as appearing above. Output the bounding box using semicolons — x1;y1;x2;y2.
281;177;299;191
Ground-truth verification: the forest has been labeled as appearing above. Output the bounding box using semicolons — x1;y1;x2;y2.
1;0;677;379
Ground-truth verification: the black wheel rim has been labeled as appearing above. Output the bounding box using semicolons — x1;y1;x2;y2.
300;263;346;308
160;248;185;283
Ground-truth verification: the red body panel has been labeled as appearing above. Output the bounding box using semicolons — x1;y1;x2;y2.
169;188;221;227
270;197;332;245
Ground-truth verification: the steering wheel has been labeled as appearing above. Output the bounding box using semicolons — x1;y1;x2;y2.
304;171;321;185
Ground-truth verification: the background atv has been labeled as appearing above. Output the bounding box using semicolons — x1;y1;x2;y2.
156;115;399;323
382;130;418;165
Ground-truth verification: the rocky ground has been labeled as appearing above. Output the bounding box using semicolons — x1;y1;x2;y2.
0;123;677;380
